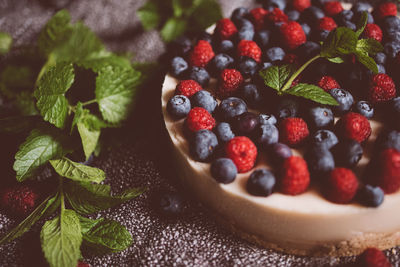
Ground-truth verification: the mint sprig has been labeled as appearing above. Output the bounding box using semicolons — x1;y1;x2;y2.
0;31;12;55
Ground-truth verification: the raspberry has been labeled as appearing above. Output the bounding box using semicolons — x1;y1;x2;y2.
283;53;299;65
280;156;310;195
318;17;337;31
186;107;216;132
175;80;202;97
77;261;91;267
376;149;400;194
335;112;371;143
250;8;268;30
266;8;289;24
280;117;310;147
280;21;306;50
190;40;215;67
317;76;340;91
359;248;392;267
375;2;398;20
363;23;383;42
369;73;396;104
323;1;343;17
218;69;244;97
292;0;311;12
1;185;39;217
226;136;258;173
326;168;359;204
216;18;238;40
237;40;262;63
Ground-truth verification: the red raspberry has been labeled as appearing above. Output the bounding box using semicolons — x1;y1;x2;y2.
175;80;202;98
376;149;400;194
318;17;337;31
216;18;238;40
1;185;39;217
317;76;340;91
292;0;311;12
266;8;289;24
218;69;244;97
326;168;359;204
283;53;299;65
190;40;215;67
280;156;310;195
335;112;371;143
280;21;306;50
359;248;392;267
363;24;383;42
369;73;397;104
226;136;258;173
186;107;216;132
77;262;91;267
237;40;262;63
375;2;398;20
280;118;310;147
250;8;268;30
323;1;343;17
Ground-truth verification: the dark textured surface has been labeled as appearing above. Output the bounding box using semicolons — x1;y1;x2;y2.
0;0;399;266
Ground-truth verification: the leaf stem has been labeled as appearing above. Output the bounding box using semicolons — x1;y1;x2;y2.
59;177;65;212
281;54;322;92
81;99;97;106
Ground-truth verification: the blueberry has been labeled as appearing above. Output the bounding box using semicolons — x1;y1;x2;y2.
351;2;372;14
191;90;218;114
269;143;292;164
374;52;387;65
335;10;354;24
237;57;258;78
218;97;248;121
341;21;356;31
296;41;321;60
276;98;299;120
301;6;325;25
210;53;234;74
170;57;188;78
254;123;279;148
376;130;400;152
329;88;354;115
236;19;255;41
218;40;234;54
263;0;286;10
316;30;330;42
258;113;277;125
306;106;334;130
358;185;384;207
301;23;312;37
311;129;339;150
255;30;271;48
261;62;273;70
167;95;191;119
234;112;259;135
380;16;400;41
240;84;262;108
214;122;235;143
384;42;400;59
305;147;335;176
333;140;363;168
231;7;249;24
157;191;185;216
210;158;238;184
169;36;192;56
197;32;213;44
354;101;374;119
190;129;218;162
246;169;276;197
188;66;210;87
264;47;286;63
388;97;400;130
287;10;300;21
312;0;329;8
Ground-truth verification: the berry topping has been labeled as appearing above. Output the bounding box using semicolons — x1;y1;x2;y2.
305;146;335;176
210;53;234;73
226;136;258;173
218;97;248;121
280;21;307;50
250;7;268;30
216;18;238;40
170;57;188;78
218;69;244;97
211;158;238;184
234;112;259;135
332;139;363;168
359;248;392;267
237;40;262;63
375;149;400;194
280;117;310;147
167;95;191;119
280;156;310;195
306;106;334;130
329;88;354;115
175;80;203;98
247;169;276;196
358;185;385;208
323;1;343;17
214;122;235;143
326;168;359;204
336;112;371;143
375;2;398;20
186;107;216;132
266;8;289;24
1;185;39;217
292;0;311;12
354;100;374;119
369;73;396;104
190;129;219;162
191;90;218;114
190;40;215;67
254;123;280;148
318;17;337;31
363;23;383;42
240;84;262;108
269;143;293;164
310;129;339;150
188;66;210;87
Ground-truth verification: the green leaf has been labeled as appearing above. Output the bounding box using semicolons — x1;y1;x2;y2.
259;65;295;91
65;182;145;215
355;51;379;74
355;11;368;38
40;209;82;267
14;91;39;116
172;0;194;17
190;0;223;31
160;17;188;42
285;83;339;106
327;56;345;64
77;52;132;72
78;216;133;254
95;65;141;123
0;66;34;93
0;116;40;134
0;31;13;55
77;121;100;161
13;128;68;181
137;2;161;31
356;38;384;55
34;63;75;128
0;194;60;245
321;27;358;58
50;157;105;183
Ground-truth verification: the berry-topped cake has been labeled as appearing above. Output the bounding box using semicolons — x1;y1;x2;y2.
162;0;400;256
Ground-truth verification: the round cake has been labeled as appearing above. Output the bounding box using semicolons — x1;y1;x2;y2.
161;2;400;257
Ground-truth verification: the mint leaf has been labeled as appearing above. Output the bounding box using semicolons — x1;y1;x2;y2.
14;91;39;116
0;66;33;94
0;194;59;245
34;63;75;128
355;51;379;74
160;17;188;43
13;128;69;181
40;209;82;267
0;32;12;55
285;83;339;106
327;56;345;64
0;116;39;134
79;216;133;254
259;65;295;91
172;0;193;17
50;157;105;183
95;65;141;123
190;0;223;31
321;27;358;58
78;52;132;72
355;12;368;38
356;38;384;55
137;2;161;31
65;182;145;215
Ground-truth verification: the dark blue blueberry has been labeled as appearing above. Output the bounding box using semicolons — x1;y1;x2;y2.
341;21;356;31
218;40;234;54
210;53;234;74
329;88;354;115
218;97;248;121
237;57;258;77
384;41;400;59
191;90;217;114
296;41;321;60
254;123;279;148
351;2;372;14
157;191;185;216
332;139;363;168
306;106;334;130
214;122;235;143
197;32;213;44
305;147;335;176
388;97;400;130
169;36;192;56
301;6;325;25
236;19;255;41
311;129;339;150
246;169;276;197
316;30;330;42
301;23;312;38
234;112;259;135
354;101;374;119
312;0;329;8
380;16;400;42
188;66;210;87
264;47;286;63
374;52;387;65
190;129;218;162
287;10;300;21
269;143;292;164
170;57;188;78
240;83;262;108
231;7;249;24
211;158;238;184
358;185;384;207
335;10;354;25
258;113;277;125
263;0;286;10
376;130;400;152
167;95;191;119
261;62;273;70
276;98;299;120
255;30;271;48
